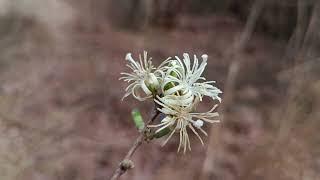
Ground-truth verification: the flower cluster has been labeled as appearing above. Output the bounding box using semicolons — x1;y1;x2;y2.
120;51;222;153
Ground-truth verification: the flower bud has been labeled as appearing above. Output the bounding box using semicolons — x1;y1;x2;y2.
144;73;159;95
120;159;134;170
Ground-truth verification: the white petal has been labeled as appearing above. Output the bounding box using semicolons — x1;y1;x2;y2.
140;80;152;95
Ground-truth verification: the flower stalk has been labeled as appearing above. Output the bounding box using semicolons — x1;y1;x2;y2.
110;110;160;180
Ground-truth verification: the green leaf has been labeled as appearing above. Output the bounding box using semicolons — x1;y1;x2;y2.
131;109;145;132
153;127;171;139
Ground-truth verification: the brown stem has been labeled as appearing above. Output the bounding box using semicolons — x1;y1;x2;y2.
109;110;160;180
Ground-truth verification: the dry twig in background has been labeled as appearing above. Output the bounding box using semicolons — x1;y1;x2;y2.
200;0;265;179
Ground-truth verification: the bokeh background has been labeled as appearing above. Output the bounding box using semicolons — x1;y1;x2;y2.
0;0;319;180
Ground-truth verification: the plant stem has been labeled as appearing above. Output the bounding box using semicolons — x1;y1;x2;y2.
109;110;160;180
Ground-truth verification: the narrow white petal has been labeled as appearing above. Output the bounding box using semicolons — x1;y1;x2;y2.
140;80;152;95
161;129;176;147
164;84;185;95
189;124;204;145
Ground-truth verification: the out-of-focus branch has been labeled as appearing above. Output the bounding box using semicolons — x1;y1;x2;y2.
200;0;265;179
276;0;320;143
232;0;265;53
221;0;265;104
301;0;320;57
109;110;160;180
284;0;310;62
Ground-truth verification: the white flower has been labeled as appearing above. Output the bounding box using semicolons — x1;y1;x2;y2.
119;51;222;153
161;53;222;107
149;96;220;153
120;51;162;101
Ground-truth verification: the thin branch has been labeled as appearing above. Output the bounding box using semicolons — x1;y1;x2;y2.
200;0;264;179
300;0;320;58
284;0;309;62
276;0;320;145
231;0;265;53
109;110;160;180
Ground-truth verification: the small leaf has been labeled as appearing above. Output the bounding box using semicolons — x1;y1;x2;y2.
131;109;145;132
153;127;171;139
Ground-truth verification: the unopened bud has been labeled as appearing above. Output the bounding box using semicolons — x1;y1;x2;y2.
144;73;159;95
120;159;134;170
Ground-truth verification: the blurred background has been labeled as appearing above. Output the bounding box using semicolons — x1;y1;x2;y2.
0;0;319;180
